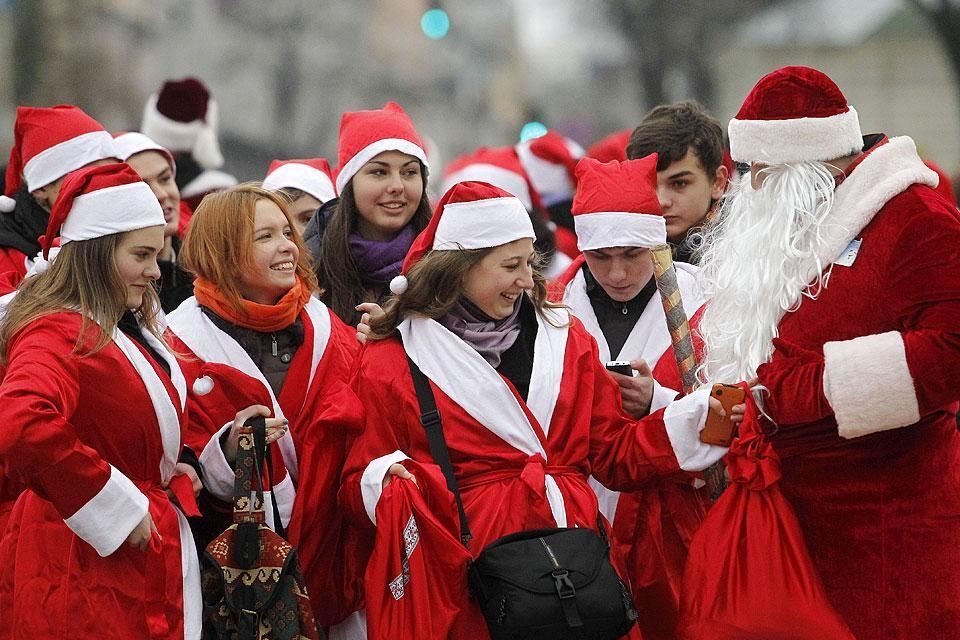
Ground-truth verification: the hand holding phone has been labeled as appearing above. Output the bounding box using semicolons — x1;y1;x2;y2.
701;383;746;447
605;360;634;377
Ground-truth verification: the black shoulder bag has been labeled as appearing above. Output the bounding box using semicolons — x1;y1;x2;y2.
406;356;638;640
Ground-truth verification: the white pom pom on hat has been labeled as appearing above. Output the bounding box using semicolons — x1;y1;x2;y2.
0;196;14;213
389;275;409;295
192;375;214;396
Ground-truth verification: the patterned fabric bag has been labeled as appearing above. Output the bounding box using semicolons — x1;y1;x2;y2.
200;418;321;640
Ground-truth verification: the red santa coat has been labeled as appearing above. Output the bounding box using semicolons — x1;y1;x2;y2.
556;256;708;639
0;248;28;295
166;295;366;628
0;312;200;639
342;306;716;639
758;136;960;637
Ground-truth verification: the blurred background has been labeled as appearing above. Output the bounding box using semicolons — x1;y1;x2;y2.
3;0;958;185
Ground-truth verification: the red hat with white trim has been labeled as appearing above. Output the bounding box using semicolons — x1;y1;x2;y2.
1;105;117;212
335;102;429;195
515;130;584;207
141;77;224;170
389;181;535;295
728;66;863;165
571;154;665;251
41;162;164;258
112;132;176;171
441;146;537;211
262;158;336;204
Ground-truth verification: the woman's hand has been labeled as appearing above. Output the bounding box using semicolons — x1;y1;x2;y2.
125;512;158;552
221;404;289;464
170;462;202;497
355;302;384;345
384;462;417;487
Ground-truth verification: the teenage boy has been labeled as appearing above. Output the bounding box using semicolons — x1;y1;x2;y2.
627;100;728;264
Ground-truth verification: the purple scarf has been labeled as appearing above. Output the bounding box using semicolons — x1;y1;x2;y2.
440;296;522;367
348;224;417;285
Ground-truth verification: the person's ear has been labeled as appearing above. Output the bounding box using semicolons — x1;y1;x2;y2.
711;165;729;200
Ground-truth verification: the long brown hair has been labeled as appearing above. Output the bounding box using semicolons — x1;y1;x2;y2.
368;246;565;339
0;234;164;363
317;164;431;323
180;183;319;316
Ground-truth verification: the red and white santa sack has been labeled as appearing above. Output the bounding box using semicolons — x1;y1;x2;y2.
572;153;666;251
1;105;118;212
262;158;336;205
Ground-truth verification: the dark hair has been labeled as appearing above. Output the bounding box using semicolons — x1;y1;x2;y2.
626;100;724;176
317;163;431;324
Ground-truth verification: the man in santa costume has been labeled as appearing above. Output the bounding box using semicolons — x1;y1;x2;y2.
697;65;960;637
141;77;237;211
554;154;707;639
0;105;119;288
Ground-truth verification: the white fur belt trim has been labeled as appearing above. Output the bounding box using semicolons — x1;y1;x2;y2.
823;331;920;439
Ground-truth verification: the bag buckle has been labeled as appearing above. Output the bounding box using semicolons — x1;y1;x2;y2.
552;569;576;599
419;409;441;429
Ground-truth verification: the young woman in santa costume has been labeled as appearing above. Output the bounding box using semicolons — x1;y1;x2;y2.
0;163;283;639
553;154;708;640
310;102;432;328
341;180;741;639
165;184;366;635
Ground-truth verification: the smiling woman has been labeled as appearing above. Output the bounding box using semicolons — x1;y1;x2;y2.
167;183;367;629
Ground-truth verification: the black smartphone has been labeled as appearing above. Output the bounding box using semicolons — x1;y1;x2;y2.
605;360;633;376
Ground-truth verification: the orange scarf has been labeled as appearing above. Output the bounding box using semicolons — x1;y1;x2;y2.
193;276;312;333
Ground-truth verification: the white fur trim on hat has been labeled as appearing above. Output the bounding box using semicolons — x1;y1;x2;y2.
23;131;118;192
442;164;534;211
263;163;336;204
192;375;214;396
180;169;237;199
141;94;224;169
113;132;175;169
516;141;575;204
335;138;429;195
823;330;920;439
389;275;408;295
728;106;862;165
575;211;667;251
61;181;165;244
434;197;535;251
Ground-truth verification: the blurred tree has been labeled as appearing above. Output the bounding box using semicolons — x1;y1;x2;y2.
606;0;789;111
908;0;960;121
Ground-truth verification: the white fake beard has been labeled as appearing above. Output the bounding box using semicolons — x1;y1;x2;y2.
695;162;841;384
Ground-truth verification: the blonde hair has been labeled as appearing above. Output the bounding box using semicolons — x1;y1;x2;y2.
0;234;164;363
180;182;319;315
368;247;564;339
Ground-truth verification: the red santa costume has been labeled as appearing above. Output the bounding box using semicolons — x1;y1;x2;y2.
166;262;365;632
262;157;337;206
696;66;960;637
0;106;119;290
341;181;728;640
0;163;201;638
141;77;237;211
554;155;707;639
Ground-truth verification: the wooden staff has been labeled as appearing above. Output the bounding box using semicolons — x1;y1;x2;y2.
650;244;727;499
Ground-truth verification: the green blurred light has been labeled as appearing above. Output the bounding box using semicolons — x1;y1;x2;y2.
421;8;450;39
519;121;548;142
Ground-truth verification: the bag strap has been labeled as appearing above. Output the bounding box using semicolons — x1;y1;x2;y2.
233;417;266;523
405;355;473;547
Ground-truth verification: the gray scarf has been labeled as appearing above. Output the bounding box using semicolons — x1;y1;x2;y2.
439;296;522;367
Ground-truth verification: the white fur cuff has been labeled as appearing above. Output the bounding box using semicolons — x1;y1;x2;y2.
662;386;729;471
198;421;237;500
64;465;149;557
360;450;410;525
823;331;920;439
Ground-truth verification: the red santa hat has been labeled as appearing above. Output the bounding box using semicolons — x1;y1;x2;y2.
141;77;224;170
262;158;336;204
41;162;164;258
335;102;429;195
112;131;175;171
441;146;537;211
515;130;585;207
728;66;863;165
191;361;273;411
1;105;117;212
586;128;632;164
571;154;665;251
389;181;535;295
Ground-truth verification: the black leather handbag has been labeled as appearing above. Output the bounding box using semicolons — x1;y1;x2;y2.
406;356;638;640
